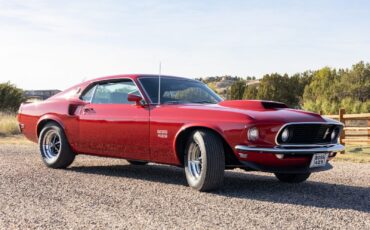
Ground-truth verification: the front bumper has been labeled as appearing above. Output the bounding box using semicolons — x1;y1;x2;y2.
235;144;344;173
235;144;345;154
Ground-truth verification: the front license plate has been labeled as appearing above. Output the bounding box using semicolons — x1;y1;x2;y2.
309;153;328;168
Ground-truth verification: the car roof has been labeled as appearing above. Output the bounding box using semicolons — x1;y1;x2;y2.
57;74;200;97
87;74;196;83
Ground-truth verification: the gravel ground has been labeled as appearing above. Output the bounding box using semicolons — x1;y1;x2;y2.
0;143;369;229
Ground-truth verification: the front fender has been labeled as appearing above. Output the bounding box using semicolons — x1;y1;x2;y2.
175;123;226;140
172;123;227;164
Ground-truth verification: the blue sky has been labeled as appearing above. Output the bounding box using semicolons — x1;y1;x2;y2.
0;0;369;90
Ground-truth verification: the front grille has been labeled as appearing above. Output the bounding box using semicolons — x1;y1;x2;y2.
276;123;342;145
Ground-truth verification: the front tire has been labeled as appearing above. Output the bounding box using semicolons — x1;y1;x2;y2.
274;173;311;183
39;122;75;168
184;130;225;191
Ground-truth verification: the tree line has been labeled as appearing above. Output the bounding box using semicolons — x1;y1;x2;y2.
1;61;369;114
225;61;369;114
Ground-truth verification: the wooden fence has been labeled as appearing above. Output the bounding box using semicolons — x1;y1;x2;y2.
322;109;370;146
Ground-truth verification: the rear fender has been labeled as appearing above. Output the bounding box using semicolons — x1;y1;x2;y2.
37;114;65;137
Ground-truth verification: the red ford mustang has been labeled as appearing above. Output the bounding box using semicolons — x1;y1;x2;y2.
17;74;344;191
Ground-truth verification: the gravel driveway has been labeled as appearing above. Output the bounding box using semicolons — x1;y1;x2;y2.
0;143;369;229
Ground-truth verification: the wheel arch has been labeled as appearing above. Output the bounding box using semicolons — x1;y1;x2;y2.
173;124;240;166
37;115;65;137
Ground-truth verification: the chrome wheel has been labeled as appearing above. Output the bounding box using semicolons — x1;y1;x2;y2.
39;122;75;168
187;142;202;179
184;130;225;191
41;130;61;163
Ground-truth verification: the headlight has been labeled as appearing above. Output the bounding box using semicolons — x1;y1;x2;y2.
281;128;290;142
248;127;259;141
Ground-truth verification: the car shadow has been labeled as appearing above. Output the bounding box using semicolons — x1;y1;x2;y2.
68;163;370;213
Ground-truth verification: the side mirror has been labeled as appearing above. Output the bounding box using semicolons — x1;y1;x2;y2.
127;94;144;106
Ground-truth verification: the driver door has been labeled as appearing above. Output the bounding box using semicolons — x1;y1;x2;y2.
76;79;150;160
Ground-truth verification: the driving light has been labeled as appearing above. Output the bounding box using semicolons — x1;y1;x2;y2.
323;128;330;139
248;127;259;141
275;154;284;159
331;128;338;141
281;128;290;142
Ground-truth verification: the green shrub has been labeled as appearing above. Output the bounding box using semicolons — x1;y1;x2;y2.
0;82;25;112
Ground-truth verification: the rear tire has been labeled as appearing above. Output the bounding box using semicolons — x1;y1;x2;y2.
184;130;225;191
274;173;311;183
39;122;75;169
127;160;148;165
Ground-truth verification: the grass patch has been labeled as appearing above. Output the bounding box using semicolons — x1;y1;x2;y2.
334;146;370;163
0;112;20;136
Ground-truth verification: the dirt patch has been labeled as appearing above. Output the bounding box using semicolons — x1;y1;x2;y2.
0;144;369;229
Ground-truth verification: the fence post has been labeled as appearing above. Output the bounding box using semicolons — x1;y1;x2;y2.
339;108;345;153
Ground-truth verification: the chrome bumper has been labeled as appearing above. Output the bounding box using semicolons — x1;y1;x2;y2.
235;144;345;154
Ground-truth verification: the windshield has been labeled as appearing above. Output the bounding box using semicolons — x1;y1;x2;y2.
139;77;223;104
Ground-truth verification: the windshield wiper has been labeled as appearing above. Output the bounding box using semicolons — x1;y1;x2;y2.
163;100;214;105
192;100;213;104
163;101;182;104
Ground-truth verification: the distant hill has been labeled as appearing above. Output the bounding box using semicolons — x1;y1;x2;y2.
196;76;259;98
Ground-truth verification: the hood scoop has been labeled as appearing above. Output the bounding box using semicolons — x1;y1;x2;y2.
219;100;288;111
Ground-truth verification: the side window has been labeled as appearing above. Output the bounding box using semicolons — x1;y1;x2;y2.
81;85;96;102
92;80;140;104
139;78;159;103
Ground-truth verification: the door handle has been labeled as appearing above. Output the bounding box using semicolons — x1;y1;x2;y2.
83;107;95;114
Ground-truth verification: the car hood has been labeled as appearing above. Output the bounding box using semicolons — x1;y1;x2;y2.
215;100;325;123
170;100;322;124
